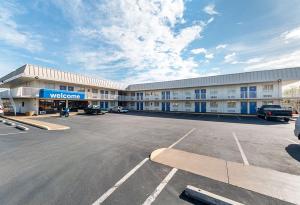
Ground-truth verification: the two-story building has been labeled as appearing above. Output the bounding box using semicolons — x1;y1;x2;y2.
0;64;126;114
1;64;300;115
124;67;300;114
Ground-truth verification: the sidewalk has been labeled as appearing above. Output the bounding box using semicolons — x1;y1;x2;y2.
1;115;70;130
150;148;300;205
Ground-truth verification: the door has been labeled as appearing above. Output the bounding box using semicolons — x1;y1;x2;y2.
140;102;143;110
241;102;248;114
166;102;170;111
166;91;170;100
195;102;200;112
162;102;165;111
104;102;109;109
195;90;200;99
137;102;140;110
100;102;104;109
201;89;206;99
249;102;257;114
201;102;206;113
162;92;165;100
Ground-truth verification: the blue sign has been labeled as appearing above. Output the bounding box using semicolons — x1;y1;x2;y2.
39;89;85;100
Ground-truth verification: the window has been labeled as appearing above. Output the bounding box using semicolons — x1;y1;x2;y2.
249;86;257;98
240;87;248;98
227;101;236;108
59;85;67;90
263;84;273;92
77;87;85;92
68;86;74;91
110;101;116;106
172;102;179;107
185;102;191;107
131;92;135;96
92;89;98;94
92;101;98;105
227;89;236;98
130;102;135;106
154;102;159;107
262;101;273;105
22;102;25;107
111;91;115;95
210;90;218;99
100;90;105;94
145;102;150;106
210;101;218;108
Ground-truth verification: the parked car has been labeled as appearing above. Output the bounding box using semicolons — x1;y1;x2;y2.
84;105;105;115
109;106;128;113
257;105;292;122
294;117;300;140
0;104;3;116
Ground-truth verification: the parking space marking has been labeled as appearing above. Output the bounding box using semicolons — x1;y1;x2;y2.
168;128;196;149
233;132;249;165
91;128;195;205
286;138;299;144
0;132;27;136
92;158;149;205
142;168;178;205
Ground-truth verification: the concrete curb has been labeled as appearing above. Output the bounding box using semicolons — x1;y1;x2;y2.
15;125;29;131
184;185;244;205
0;115;69;130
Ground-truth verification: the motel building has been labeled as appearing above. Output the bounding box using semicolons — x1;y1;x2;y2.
0;64;300;115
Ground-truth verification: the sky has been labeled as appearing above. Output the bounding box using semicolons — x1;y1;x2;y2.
1;0;300;84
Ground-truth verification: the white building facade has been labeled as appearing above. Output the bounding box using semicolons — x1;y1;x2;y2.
1;64;300;115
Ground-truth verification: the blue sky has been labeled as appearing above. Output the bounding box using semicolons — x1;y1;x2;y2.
1;0;300;84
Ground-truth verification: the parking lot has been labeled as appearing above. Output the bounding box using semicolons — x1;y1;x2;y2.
0;112;299;205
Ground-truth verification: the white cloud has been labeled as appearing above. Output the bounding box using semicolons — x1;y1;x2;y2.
281;26;300;42
245;50;300;71
224;52;236;63
0;1;43;52
216;44;227;50
33;57;57;64
191;48;214;59
203;4;219;15
53;0;211;83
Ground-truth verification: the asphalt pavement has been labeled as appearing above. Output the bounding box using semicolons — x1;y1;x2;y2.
0;112;299;205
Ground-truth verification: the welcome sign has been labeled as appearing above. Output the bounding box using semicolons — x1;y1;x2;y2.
39;89;85;100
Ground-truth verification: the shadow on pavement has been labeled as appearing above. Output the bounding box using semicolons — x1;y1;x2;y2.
286;144;300;162
123;111;289;126
179;191;208;205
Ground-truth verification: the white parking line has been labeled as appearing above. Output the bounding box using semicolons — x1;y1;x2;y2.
0;132;27;136
286;138;299;144
168;128;196;148
92;158;149;205
91;128;196;205
233;132;249;165
142;168;178;205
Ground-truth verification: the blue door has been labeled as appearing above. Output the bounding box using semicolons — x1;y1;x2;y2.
166;102;170;111
249;102;257;114
100;102;104;109
140;102;143;110
195;102;200;112
249;86;257;98
162;102;165;111
137;102;140;110
105;102;108;109
166;91;170;100
195;90;200;99
201;102;206;113
162;92;165;100
241;102;248;114
240;87;248;98
201;89;206;99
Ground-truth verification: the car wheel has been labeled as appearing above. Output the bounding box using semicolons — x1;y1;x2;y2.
264;115;269;120
284;118;290;122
